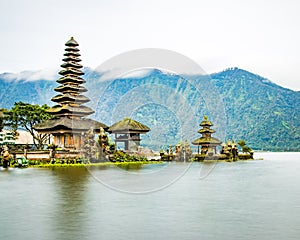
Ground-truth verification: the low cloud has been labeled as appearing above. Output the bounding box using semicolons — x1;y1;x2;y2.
94;48;205;82
2;69;58;82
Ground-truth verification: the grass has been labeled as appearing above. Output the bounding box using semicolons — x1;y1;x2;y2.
30;160;163;169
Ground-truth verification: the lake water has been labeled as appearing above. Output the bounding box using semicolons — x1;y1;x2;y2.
0;152;300;240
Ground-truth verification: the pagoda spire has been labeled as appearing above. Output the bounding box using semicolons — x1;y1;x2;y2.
49;37;94;118
192;116;222;154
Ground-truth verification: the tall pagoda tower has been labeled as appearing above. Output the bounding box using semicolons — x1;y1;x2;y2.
49;37;94;118
34;37;108;149
192;116;222;154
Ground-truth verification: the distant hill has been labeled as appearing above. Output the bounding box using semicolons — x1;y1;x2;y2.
210;68;300;151
0;67;299;151
0;75;56;107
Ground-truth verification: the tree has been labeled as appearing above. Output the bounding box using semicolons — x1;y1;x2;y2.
0;108;5;132
242;145;253;153
3;102;53;149
237;139;253;153
237;140;246;147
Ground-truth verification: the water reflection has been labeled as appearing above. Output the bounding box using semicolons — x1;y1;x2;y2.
50;168;90;240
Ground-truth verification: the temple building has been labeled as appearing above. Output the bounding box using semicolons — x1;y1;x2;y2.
192;116;222;154
34;37;108;149
108;118;150;151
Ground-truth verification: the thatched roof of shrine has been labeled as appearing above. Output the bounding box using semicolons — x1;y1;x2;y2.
192;137;222;146
33;117;108;133
108;118;150;133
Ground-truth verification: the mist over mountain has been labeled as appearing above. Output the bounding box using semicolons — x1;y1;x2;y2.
0;67;299;151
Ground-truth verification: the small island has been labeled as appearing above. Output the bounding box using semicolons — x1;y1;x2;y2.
159;116;254;162
192;115;254;162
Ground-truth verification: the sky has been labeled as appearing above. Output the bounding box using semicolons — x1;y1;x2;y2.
0;0;300;90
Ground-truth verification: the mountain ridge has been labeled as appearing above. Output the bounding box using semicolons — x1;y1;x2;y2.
0;67;299;151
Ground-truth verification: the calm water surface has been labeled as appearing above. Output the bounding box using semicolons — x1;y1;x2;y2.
0;152;300;240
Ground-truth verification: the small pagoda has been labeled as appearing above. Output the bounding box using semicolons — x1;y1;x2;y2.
34;37;108;149
108;118;150;151
192;116;222;155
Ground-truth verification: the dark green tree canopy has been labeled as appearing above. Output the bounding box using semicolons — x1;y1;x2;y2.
237;139;253;153
3;102;53;149
0;108;5;132
237;140;246;147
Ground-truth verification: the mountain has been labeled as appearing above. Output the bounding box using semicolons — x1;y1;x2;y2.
0;67;299;151
210;68;300;151
0;75;56;107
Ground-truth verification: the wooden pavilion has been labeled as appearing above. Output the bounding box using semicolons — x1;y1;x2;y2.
34;37;108;149
192;116;222;154
108;118;150;151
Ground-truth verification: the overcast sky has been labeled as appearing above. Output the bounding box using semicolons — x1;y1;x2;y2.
0;0;299;90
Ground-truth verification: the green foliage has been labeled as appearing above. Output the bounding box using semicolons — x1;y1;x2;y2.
107;137;116;152
242;146;253;153
0;109;5;131
113;150;148;162
237;140;246;147
30;161;162;169
3;102;53;149
237;139;253;153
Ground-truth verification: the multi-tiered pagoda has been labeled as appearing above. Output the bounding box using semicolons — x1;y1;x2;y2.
34;37;108;149
192;116;222;155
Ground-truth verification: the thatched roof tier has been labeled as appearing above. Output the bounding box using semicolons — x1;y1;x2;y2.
192;137;222;146
200;115;213;127
59;68;84;76
33;117;108;133
61;62;83;69
54;84;87;93
57;75;86;84
108;118;150;133
64;51;80;57
62;56;81;62
65;46;80;52
48;105;94;116
65;37;79;47
198;128;215;134
51;94;90;103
